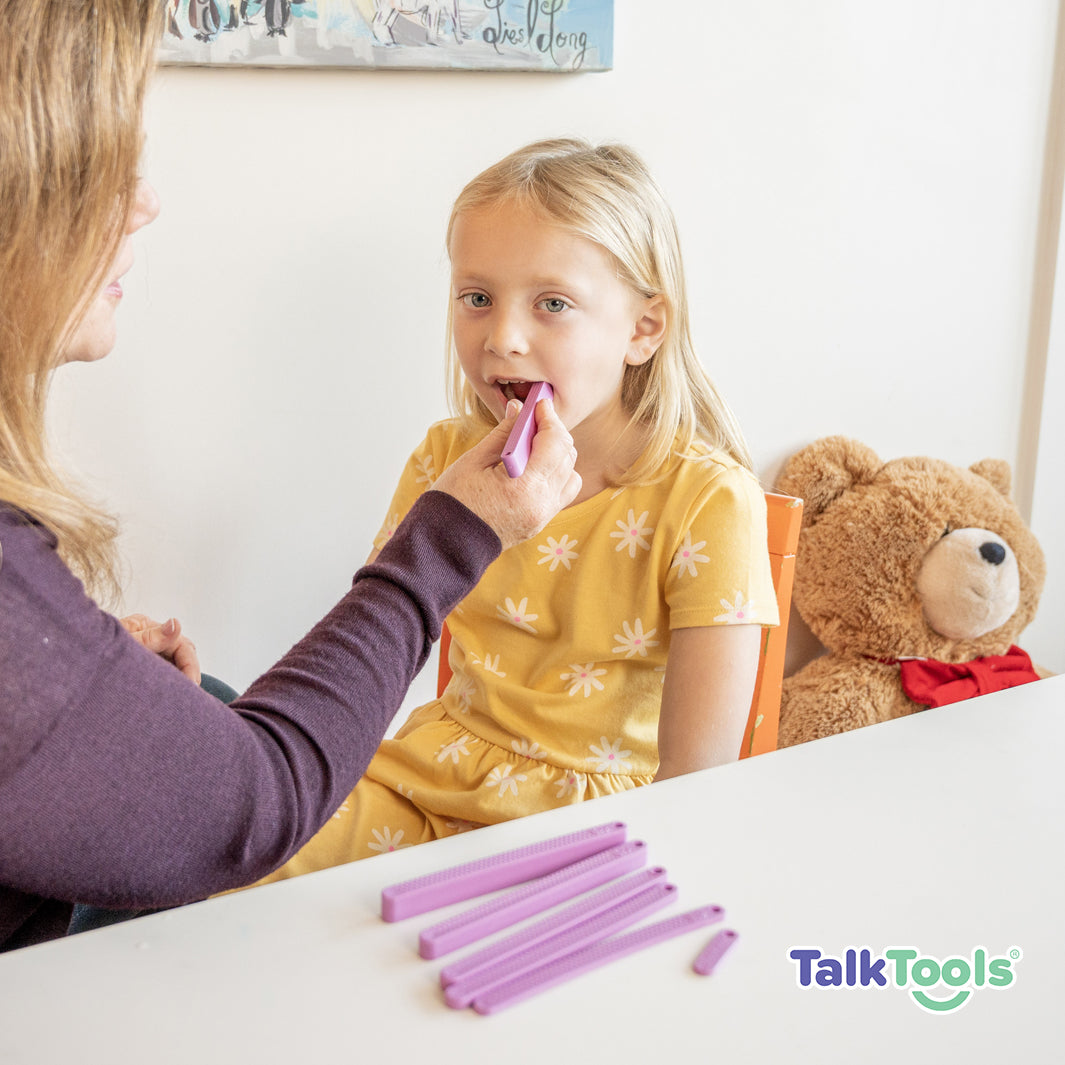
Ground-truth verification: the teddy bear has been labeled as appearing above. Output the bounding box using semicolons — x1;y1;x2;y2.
775;435;1046;747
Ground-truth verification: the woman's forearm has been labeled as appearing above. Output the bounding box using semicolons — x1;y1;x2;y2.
0;492;499;909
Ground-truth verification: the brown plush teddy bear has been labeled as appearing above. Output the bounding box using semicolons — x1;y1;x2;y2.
775;436;1047;747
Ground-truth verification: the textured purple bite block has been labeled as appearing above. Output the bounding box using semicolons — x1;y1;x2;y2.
380;820;626;922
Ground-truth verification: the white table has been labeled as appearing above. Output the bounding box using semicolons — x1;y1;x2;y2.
2;676;1062;1064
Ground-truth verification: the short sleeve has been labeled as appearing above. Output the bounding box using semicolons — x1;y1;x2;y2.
665;464;779;630
372;425;449;552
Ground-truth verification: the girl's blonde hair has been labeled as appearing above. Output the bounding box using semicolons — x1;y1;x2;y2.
0;0;161;602
444;137;753;481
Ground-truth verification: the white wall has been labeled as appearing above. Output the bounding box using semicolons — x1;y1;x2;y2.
51;1;1064;725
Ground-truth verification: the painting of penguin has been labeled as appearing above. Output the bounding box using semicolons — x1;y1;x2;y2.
161;0;609;70
188;0;222;41
265;0;306;37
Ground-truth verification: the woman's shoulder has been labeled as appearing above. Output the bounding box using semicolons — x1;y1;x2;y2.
0;501;57;546
0;502;84;617
0;499;114;776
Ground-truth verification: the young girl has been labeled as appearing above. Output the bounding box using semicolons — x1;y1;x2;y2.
255;137;777;882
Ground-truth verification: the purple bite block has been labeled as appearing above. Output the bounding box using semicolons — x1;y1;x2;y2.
471;903;725;1015
692;928;739;975
501;381;553;478
419;839;647;959
445;879;677;1010
439;866;668;989
380;820;626;922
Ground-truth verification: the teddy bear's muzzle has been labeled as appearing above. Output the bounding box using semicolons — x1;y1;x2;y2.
916;528;1020;641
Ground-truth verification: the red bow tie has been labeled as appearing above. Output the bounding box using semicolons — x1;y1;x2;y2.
875;645;1040;709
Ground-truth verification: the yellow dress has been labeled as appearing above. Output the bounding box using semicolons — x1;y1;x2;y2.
255;420;777;881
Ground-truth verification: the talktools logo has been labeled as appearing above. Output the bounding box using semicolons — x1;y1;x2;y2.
787;945;1022;1014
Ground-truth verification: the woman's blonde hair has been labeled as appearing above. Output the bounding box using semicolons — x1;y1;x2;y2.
0;0;161;601
443;137;753;481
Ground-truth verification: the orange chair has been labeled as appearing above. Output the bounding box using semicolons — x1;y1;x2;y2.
437;491;803;760
740;492;803;757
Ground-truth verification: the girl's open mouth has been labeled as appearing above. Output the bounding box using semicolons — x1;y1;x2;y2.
497;379;545;403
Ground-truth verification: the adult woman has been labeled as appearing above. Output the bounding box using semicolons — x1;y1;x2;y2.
0;0;579;952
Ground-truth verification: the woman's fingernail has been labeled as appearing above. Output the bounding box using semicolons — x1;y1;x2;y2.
162;618;177;636
506;399;521;417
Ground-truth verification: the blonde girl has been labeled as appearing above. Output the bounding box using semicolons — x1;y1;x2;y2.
256;137;777;882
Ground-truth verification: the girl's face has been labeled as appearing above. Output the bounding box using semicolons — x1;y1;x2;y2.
61;178;160;365
449;199;664;448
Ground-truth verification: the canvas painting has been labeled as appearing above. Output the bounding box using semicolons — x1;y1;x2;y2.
160;1;613;72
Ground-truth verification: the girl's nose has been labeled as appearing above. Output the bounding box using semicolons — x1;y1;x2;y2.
126;178;161;234
485;307;529;359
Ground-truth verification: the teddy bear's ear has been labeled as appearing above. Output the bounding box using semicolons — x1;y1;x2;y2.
969;458;1012;499
775;436;881;525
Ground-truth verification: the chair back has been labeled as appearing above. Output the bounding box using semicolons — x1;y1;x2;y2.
741;492;802;757
437;491;803;760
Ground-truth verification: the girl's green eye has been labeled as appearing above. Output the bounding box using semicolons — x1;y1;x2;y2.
542;298;567;313
463;293;490;308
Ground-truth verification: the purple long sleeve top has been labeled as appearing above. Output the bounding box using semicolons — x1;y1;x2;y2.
0;491;500;951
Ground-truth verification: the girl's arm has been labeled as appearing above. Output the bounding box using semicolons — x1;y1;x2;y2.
654;624;762;781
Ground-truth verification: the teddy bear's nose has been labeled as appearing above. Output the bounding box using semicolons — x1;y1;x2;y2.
980;541;1006;566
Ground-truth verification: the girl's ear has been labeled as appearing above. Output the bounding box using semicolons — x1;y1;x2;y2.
625;295;668;366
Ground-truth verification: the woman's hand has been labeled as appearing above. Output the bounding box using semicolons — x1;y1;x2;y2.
433;397;581;550
120;613;202;684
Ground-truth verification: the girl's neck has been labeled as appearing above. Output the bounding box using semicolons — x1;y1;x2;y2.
568;411;650;506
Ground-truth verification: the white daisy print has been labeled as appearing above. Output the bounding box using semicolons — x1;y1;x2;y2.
496;596;538;634
610;509;654;558
555;772;584;800
437;735;472;765
415;454;436;487
537;534;580;571
484;764;527;797
331;799;351;820
481;653;506;677
671;532;710;578
395;783;414;801
714;592;755;624
587;737;633;773
561;663;607;698
512;738;546;760
452;675;476;713
613;618;660;658
367;827;410;854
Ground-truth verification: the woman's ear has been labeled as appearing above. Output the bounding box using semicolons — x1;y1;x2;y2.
625;295;668;366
